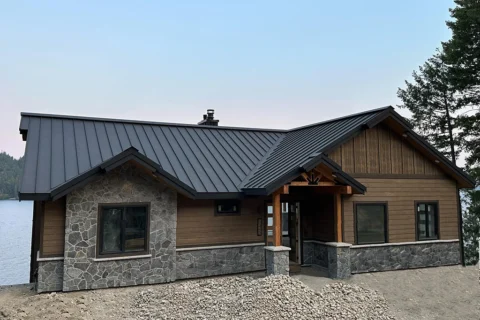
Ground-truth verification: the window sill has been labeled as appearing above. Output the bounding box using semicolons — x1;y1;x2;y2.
93;254;152;262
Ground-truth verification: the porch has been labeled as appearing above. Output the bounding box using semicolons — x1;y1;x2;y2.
264;164;354;279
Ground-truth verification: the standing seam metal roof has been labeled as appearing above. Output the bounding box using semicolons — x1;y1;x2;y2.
19;107;417;199
19;114;284;195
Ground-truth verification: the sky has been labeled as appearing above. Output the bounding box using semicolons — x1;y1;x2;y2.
0;0;455;159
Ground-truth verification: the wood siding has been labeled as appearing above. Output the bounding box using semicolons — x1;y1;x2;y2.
41;197;66;257
177;195;265;247
343;178;459;244
328;125;444;176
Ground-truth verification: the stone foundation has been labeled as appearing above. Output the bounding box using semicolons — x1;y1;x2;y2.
302;240;328;268
350;240;461;273
327;244;351;279
37;259;64;293
265;246;290;275
176;244;265;280
62;163;177;292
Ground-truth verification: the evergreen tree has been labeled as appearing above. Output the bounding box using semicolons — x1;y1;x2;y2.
442;0;480;265
397;53;464;164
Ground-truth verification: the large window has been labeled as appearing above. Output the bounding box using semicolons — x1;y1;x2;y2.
416;202;438;240
355;203;388;245
98;204;149;257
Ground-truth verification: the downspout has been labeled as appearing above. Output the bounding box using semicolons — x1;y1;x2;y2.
456;183;465;266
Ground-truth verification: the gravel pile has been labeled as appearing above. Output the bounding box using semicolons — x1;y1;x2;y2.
132;275;395;320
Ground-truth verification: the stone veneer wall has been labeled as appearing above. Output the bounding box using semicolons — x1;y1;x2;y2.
265;246;290;275
302;241;328;268
176;245;265;280
62;163;177;292
37;260;64;293
350;241;461;273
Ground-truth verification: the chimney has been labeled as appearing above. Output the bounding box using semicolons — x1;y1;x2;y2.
198;109;219;126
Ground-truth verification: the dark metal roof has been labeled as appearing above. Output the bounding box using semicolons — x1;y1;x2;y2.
241;108;385;190
18;113;284;198
18;106;474;200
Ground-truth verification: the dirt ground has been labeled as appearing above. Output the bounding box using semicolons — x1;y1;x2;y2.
293;265;480;320
0;265;478;319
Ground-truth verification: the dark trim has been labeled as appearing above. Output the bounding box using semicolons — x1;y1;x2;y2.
214;199;241;216
38;201;45;258
349;173;448;180
18;193;50;201
365;106;413;129
456;184;465;266
196;192;244;200
414;201;440;241
96;202;150;259
354;201;389;245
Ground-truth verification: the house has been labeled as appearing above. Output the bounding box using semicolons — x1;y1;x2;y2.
18;107;474;293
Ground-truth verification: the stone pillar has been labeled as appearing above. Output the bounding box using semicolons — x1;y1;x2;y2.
326;242;352;279
265;246;291;276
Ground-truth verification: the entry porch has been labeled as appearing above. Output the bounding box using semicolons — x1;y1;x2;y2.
263;164;354;279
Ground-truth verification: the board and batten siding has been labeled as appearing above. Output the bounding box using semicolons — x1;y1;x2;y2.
41;197;66;257
177;195;265;247
328;124;444;176
343;178;459;243
327;124;459;244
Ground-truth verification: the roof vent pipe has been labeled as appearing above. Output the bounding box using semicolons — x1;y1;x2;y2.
198;109;219;126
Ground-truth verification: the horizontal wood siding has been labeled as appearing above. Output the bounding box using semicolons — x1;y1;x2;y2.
328;125;444;176
343;178;459;244
41;197;66;257
177;195;265;247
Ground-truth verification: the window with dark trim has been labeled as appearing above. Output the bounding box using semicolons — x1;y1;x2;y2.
97;204;149;257
416;202;438;240
355;203;388;245
215;200;240;215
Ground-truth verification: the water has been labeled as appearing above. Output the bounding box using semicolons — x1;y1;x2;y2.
0;200;33;285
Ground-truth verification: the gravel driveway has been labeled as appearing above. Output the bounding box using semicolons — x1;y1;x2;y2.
0;265;477;319
293;265;480;320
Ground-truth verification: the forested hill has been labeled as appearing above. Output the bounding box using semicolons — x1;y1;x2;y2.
0;152;24;200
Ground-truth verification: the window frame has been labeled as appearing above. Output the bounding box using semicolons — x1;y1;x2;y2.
415;201;439;241
354;201;389;245
214;200;241;216
96;203;150;258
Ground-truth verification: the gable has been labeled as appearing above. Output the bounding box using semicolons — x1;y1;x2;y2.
327;124;444;177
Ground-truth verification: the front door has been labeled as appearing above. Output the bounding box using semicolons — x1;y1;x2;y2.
265;201;301;263
288;202;300;263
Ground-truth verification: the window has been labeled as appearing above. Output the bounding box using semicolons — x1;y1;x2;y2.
282;202;289;236
215;200;240;215
98;204;149;257
416;202;438;240
355;203;388;245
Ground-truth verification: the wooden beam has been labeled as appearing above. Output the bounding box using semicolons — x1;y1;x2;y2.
272;190;282;246
334;193;343;242
289;181;335;187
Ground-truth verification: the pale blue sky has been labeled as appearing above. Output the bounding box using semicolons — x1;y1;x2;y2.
1;0;454;158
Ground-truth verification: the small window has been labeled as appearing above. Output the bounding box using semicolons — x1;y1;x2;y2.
416;202;438;240
355;203;388;245
215;200;240;215
98;204;149;257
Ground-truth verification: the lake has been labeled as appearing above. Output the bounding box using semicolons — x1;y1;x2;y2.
0;200;33;285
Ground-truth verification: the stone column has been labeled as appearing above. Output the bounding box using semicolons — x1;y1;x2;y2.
265;246;291;276
326;242;352;279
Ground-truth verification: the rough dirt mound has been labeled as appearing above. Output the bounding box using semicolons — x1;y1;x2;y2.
133;275;395;320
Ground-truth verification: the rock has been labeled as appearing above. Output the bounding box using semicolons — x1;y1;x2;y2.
131;275;396;320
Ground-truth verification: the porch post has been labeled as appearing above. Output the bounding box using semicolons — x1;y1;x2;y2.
265;187;291;276
334;193;343;242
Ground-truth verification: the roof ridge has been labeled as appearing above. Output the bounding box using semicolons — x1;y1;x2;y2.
287;106;393;132
20;112;287;133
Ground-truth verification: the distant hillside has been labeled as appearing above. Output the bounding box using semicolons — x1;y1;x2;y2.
0;152;24;200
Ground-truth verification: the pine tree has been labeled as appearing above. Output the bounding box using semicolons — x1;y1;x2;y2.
442;0;480;265
397;53;464;164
